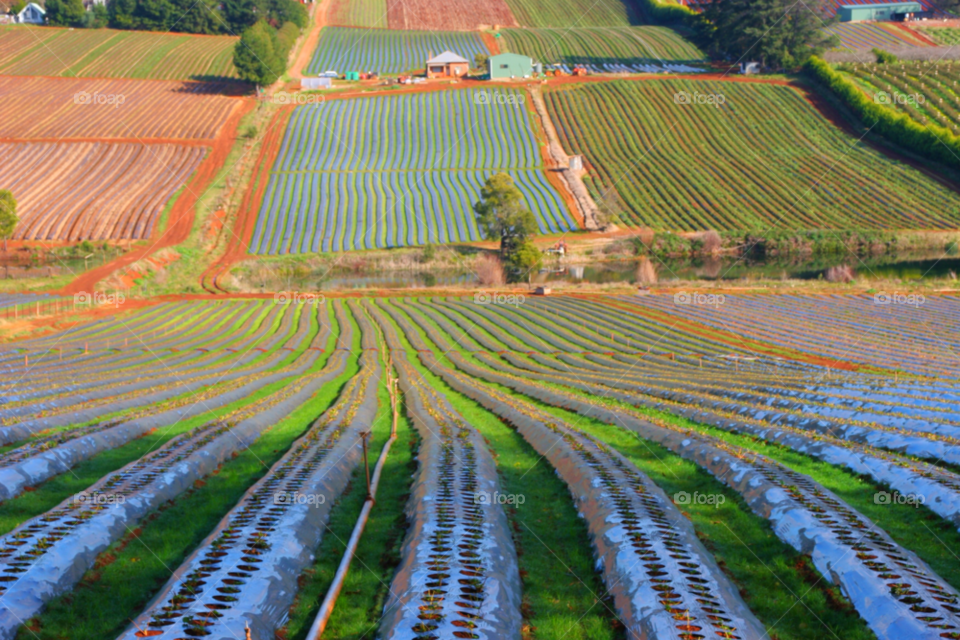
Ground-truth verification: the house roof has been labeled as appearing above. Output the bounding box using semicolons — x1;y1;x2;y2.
21;2;45;13
426;51;468;64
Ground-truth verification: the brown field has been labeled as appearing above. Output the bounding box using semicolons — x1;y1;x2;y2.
0;76;242;141
386;0;518;30
0;142;206;241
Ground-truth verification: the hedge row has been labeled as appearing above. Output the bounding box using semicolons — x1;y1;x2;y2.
805;55;960;169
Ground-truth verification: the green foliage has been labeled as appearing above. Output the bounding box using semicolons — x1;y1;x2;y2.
221;0;258;33
632;231;692;257
474;172;538;261
420;243;436;263
0;191;18;252
701;0;836;70
473;52;489;70
45;0;86;27
264;0;308;29
234;20;286;86
504;240;542;280
7;0;26;15
872;47;898;64
275;20;301;57
107;0;224;33
946;239;959;256
81;4;109;27
806;55;960;170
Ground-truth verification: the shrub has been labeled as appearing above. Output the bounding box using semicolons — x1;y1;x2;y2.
475;254;505;286
805;55;960;170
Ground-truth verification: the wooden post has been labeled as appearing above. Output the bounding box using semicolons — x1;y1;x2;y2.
84;342;88;354
24;354;28;367
361;432;371;500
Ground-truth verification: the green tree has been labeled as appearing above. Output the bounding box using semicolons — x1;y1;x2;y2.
169;0;223;34
474;172;539;271
474;52;489;71
46;0;86;26
82;3;109;27
233;20;285;87
8;0;26;15
0;191;19;253
700;0;836;70
505;241;542;280
107;0;138;29
222;0;258;33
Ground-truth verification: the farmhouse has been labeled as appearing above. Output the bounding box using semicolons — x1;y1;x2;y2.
488;52;534;79
425;51;469;79
838;1;923;21
15;3;44;24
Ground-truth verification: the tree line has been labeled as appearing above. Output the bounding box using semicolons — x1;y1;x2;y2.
44;0;307;37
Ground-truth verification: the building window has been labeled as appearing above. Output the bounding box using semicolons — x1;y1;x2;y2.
500;64;509;69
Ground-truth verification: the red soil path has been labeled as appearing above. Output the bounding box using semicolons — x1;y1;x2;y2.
200;106;294;293
288;0;327;80
58;99;256;296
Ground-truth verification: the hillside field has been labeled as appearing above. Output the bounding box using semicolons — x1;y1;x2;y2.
545;78;960;230
250;89;576;253
0;26;239;81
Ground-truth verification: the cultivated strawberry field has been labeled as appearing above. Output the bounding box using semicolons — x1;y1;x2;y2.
0;26;239;81
0;294;958;640
545;79;960;230
306;27;488;75
250;90;576;253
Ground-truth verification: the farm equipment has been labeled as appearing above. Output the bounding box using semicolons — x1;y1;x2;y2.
571;66;588;76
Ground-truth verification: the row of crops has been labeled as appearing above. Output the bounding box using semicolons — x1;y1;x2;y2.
544;78;960;230
839;60;960;133
2;293;960;639
499;26;705;65
824;22;934;51
0;26;239;81
306;27;488;75
1;141;205;241
251;90;576;252
0;76;241;141
634;292;960;378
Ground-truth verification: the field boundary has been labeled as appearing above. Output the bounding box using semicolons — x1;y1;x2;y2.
58;99;256;295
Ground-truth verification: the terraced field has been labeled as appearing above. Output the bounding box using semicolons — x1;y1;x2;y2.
0;76;241;140
0;26;239;81
2;294;960;640
250;89;576;253
499;26;705;65
0;141;205;240
306;27;488;75
544;79;960;230
326;0;518;29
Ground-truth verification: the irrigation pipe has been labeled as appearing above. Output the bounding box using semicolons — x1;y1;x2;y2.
305;358;399;639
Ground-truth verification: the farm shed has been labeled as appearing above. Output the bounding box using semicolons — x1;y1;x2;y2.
16;3;45;24
301;77;332;90
838;2;922;21
489;52;534;79
425;51;469;78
